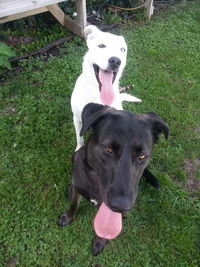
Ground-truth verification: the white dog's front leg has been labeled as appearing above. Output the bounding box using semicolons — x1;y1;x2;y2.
73;115;84;151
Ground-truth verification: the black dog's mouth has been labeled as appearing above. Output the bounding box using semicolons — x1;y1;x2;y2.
94;201;122;240
93;64;117;91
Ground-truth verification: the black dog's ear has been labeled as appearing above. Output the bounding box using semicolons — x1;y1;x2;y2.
145;112;169;143
80;103;109;136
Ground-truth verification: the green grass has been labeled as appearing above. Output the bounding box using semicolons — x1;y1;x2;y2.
0;2;200;266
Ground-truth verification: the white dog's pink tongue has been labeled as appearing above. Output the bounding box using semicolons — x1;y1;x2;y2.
94;202;122;240
99;69;115;105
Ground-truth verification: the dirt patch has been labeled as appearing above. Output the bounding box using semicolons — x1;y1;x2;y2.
183;159;200;196
5;35;34;46
194;126;200;133
0;106;17;115
5;257;17;267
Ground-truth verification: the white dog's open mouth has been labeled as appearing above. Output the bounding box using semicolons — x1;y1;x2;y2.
93;64;117;105
93;64;117;86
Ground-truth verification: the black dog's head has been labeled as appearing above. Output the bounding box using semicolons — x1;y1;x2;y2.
80;103;168;210
74;103;169;240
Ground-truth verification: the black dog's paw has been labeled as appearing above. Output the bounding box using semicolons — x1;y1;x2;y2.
57;212;73;227
92;236;108;256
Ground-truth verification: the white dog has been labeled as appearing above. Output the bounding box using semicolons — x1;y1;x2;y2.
71;25;141;150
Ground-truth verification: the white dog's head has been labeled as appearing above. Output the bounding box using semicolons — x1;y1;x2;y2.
83;25;127;105
84;25;127;80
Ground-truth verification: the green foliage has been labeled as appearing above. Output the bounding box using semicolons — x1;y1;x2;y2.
86;0;146;24
0;42;15;69
59;0;77;15
107;0;141;7
88;0;142;9
10;16;36;31
2;24;69;56
1;14;69;56
102;10;122;24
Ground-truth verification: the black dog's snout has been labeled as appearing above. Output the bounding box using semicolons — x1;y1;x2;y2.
108;57;121;71
108;197;132;213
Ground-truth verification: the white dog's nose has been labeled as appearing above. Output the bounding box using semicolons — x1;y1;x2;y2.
108;57;121;71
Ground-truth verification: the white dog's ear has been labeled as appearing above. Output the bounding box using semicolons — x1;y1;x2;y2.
84;25;100;41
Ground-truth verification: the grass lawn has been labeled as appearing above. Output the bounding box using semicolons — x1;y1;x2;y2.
0;1;200;266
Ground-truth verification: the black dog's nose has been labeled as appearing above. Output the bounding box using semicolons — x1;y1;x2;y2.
108;57;121;71
108;197;132;213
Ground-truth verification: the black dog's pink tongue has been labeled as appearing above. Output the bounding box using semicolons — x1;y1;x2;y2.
94;202;122;240
99;69;115;105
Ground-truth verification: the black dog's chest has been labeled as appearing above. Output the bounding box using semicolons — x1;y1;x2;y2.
74;184;100;205
72;148;102;204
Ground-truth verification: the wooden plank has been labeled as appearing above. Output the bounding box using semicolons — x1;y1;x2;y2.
47;4;65;26
47;4;85;37
0;7;48;23
0;0;65;17
0;0;87;37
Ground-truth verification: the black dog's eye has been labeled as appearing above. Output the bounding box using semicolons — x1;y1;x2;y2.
98;44;106;48
120;47;126;52
104;146;113;153
137;155;146;164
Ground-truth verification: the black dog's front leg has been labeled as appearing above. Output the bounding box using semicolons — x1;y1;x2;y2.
92;236;108;256
58;186;81;227
143;168;160;190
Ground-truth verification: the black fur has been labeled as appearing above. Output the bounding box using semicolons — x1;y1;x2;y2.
58;103;169;255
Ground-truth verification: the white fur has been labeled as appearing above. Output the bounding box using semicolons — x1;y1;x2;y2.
71;25;141;150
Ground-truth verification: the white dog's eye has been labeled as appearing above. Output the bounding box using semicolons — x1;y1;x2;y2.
98;44;106;48
120;47;126;52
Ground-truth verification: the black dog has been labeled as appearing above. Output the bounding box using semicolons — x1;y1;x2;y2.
58;103;169;255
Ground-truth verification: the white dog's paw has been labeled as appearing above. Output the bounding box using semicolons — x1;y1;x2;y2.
120;93;142;103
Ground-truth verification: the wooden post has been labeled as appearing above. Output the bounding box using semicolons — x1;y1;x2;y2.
146;0;154;20
75;0;87;36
